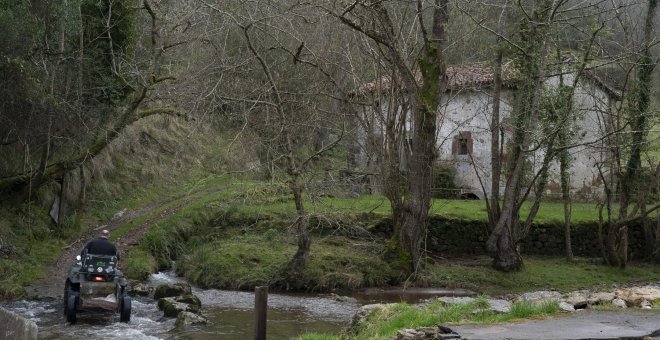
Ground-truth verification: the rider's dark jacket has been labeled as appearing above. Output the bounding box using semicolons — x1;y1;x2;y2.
82;238;119;257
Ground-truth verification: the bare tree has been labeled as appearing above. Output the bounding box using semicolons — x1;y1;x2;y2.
326;0;450;275
597;0;659;267
201;1;345;279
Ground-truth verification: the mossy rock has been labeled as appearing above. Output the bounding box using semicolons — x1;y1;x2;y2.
153;283;192;300
129;282;152;297
158;294;202;317
176;294;202;307
175;311;208;327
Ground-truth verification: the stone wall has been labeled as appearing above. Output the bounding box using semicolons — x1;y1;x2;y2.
424;216;647;259
0;307;37;340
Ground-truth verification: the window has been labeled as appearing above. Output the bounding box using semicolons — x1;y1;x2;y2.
458;137;469;155
452;131;473;156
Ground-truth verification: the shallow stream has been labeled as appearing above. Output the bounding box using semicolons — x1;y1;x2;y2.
2;272;474;339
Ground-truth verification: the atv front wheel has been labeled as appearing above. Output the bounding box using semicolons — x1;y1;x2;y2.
66;294;77;324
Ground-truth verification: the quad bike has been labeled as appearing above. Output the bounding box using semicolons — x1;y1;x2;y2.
63;251;131;324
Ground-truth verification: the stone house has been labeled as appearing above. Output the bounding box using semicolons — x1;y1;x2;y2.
349;62;620;200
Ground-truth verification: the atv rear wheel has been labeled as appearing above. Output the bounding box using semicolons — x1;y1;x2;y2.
64;280;79;316
63;282;70;315
119;296;131;322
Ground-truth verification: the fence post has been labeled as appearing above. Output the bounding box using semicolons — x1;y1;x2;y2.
254;286;268;340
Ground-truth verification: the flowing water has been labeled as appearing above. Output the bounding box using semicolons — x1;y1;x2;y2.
2;272;474;339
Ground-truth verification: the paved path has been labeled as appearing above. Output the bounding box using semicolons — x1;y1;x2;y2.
453;310;660;339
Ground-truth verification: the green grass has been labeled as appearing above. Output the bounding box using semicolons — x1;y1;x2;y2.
176;231;393;291
294;334;341;340
123;248;157;281
349;299;560;340
0;259;41;299
225;190;604;224
135;182;660;294
0;209;68;299
426;256;660;296
0;239;64;298
110;175;232;240
126;180;660;293
178;234;294;289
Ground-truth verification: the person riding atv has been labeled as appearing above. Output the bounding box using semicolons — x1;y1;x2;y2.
81;229;120;259
64;230;131;324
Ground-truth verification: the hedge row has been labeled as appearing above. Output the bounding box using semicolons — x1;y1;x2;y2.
424;216;647;259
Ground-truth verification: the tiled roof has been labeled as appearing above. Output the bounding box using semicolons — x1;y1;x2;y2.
353;61;620;100
353;62;518;95
582;69;622;100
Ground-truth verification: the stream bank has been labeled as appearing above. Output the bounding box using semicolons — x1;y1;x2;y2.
3;271;477;339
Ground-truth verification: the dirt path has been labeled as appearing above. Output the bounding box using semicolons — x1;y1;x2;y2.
25;188;222;300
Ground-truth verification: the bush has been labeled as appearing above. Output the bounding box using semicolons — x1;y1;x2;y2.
123;248;157;281
432;163;458;199
178;237;292;289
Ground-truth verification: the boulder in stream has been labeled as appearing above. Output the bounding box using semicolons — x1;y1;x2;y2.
154;283;192;300
158;294;202;317
175;311;208;327
130;282;153;297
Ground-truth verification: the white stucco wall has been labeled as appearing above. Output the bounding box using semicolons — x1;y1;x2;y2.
545;76;614;199
435;89;513;199
353;73;615;201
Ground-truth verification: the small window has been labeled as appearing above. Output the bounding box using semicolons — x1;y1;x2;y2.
458;137;469;155
452;131;473;156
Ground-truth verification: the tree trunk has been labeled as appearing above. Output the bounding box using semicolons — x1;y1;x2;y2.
654;165;660;263
373;0;449;275
398;0;449;274
78;165;87;210
56;172;66;227
17;116;53;203
654;202;660;263
488;159;525;271
488;1;509;228
489;213;522;271
287;175;310;273
642;203;654;258
489;49;503;227
560;152;574;261
606;0;657;268
486;0;556;271
402;103;438;272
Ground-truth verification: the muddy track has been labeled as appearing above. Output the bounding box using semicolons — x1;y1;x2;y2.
25;188;224;300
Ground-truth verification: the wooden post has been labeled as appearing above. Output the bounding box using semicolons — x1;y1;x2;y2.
254;286;268;340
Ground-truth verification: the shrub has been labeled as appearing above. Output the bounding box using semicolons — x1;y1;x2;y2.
123;248;157;281
432;163;458;199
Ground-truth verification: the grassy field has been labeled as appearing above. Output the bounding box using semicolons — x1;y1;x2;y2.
119;178;660;296
0;172;649;299
427;256;660;296
226;184;604;223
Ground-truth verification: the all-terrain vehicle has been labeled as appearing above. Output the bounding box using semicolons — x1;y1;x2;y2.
63;251;131;324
